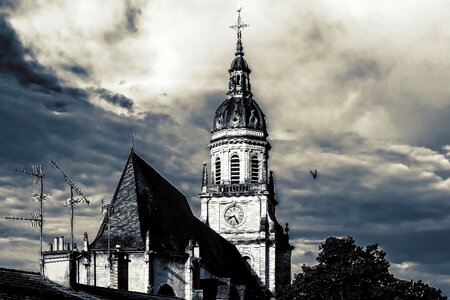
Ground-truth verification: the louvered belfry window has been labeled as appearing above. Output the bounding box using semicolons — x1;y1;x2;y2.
230;155;240;184
251;155;259;183
215;157;221;184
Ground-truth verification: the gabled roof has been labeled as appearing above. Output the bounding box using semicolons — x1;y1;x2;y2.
91;150;258;287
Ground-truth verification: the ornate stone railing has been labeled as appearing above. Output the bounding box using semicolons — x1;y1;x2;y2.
206;183;267;194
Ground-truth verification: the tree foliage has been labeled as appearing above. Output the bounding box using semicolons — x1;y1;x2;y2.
281;236;446;300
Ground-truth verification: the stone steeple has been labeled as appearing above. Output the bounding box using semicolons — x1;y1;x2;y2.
199;9;293;298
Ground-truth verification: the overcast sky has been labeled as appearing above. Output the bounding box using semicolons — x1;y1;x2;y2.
1;0;450;295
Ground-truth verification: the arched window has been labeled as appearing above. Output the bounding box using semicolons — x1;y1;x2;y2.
251;155;259;183
158;284;175;296
236;74;240;85
215;157;221;184
230;155;240;184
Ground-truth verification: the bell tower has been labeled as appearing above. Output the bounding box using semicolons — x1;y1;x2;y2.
199;9;293;297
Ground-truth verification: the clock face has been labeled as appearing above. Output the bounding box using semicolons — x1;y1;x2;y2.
224;205;244;226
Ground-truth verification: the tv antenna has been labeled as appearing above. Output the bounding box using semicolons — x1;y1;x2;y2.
101;197;114;268
5;165;45;274
49;161;90;251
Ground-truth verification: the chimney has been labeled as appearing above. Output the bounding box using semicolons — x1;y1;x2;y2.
43;236;77;287
59;236;65;251
193;241;200;258
83;232;89;252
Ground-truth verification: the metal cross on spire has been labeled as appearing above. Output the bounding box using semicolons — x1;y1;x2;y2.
229;8;249;42
129;131;136;149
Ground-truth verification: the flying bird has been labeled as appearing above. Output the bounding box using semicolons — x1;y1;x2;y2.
310;168;318;179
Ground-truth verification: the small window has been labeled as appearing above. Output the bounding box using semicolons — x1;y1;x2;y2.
236;74;241;85
215;157;221;184
230;155;240;184
251;156;259;183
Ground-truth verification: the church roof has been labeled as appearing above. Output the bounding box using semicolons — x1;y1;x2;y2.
0;267;94;299
91;150;258;287
0;267;182;299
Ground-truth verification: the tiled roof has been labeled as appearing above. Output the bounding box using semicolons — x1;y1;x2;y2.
0;267;95;299
0;267;183;300
91;150;259;289
72;283;182;300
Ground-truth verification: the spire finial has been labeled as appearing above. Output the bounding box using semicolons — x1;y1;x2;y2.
229;8;249;56
129;131;136;149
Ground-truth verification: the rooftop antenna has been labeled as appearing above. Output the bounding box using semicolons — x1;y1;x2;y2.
49;161;90;251
101;197;114;268
5;165;45;274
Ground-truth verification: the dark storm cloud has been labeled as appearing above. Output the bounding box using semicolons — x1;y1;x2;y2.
377;229;450;264
0;0;18;9
0;14;61;92
62;64;90;78
336;57;382;83
94;87;134;110
189;91;224;131
103;1;142;43
124;0;141;33
270;130;450;295
0;76;187;267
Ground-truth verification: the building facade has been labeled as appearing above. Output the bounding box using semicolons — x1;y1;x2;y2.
43;11;293;300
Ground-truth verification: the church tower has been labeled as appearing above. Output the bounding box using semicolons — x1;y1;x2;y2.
199;10;293;297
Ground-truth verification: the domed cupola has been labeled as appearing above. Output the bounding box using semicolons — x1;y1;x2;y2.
212;97;267;135
211;9;267;138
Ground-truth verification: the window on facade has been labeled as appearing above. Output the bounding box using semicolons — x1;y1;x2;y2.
251;155;259;183
230;155;240;184
215;157;221;184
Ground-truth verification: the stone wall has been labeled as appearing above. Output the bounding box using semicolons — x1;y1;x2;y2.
92;252;110;288
275;250;292;294
153;256;186;298
43;251;72;285
128;252;148;292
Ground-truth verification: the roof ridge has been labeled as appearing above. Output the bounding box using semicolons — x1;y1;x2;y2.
0;267;40;275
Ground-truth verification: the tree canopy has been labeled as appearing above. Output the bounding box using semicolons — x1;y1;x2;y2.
281;236;446;300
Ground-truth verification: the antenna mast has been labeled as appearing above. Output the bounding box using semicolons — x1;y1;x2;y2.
49;161;90;250
6;165;45;274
